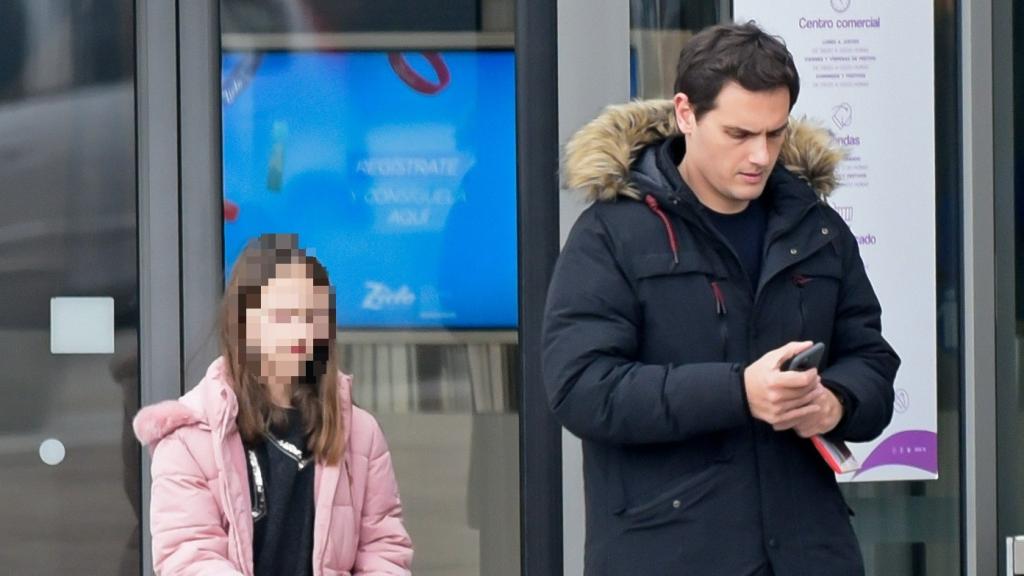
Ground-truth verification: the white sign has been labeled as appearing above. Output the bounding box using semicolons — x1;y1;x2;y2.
734;0;938;482
50;297;115;355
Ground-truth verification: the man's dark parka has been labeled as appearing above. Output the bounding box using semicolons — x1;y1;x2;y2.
543;100;900;576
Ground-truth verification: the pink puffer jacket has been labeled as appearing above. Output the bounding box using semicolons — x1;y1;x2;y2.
133;357;413;576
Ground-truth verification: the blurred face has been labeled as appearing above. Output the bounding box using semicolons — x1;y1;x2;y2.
245;262;332;382
674;81;791;214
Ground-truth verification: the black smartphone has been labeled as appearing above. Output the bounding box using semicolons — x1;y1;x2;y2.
781;342;825;372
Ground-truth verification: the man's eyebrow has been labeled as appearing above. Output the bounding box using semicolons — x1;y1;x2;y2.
723;122;790;135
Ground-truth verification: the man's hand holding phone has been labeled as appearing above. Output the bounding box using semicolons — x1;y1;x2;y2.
746;341;859;474
744;341;830;431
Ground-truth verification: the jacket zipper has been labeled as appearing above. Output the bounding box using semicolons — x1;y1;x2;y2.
710;280;729;361
793;274;810;338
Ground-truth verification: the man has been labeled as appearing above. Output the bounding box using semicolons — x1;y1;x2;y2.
543;22;898;576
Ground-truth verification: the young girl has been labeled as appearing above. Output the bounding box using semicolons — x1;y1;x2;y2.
134;233;413;575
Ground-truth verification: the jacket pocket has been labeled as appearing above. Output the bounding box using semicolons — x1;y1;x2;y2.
618;463;721;530
632;251;714;281
792;256;843;343
633;253;731;363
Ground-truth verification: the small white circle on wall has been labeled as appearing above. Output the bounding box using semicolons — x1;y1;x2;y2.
39;438;66;466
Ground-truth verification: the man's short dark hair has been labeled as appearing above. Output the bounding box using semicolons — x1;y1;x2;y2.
674;22;800;120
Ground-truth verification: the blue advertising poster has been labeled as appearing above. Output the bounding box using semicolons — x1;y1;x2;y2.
221;51;518;329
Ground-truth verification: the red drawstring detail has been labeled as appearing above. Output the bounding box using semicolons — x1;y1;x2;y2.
644;195;679;264
792;274;810;287
710;281;727;315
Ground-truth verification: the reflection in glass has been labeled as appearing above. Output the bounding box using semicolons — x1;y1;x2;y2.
0;0;139;574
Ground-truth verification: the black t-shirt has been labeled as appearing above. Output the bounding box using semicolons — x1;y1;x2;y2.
246;408;315;576
704;199;768;290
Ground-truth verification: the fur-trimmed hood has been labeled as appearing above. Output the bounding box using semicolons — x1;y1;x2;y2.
563;99;843;202
133;359;231;447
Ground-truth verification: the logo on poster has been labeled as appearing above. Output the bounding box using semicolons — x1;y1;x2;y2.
895;389;910;414
832;103;853;130
831;0;851;13
362;282;416;310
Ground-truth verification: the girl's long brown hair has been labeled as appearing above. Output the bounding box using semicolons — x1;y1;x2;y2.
220;233;344;465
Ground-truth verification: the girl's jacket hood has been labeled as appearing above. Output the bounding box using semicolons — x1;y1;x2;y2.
562;99;844;202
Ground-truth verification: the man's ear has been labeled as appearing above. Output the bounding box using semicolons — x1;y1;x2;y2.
674;93;696;135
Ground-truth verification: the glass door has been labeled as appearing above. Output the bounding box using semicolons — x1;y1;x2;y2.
995;0;1024;574
0;1;140;574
